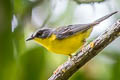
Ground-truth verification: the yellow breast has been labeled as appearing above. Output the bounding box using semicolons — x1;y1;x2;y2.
34;28;92;55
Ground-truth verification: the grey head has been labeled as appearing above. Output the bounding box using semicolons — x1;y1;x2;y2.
26;28;53;41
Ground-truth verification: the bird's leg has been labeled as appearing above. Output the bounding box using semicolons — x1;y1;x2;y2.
68;54;72;58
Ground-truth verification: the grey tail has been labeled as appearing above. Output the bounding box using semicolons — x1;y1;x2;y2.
91;11;118;26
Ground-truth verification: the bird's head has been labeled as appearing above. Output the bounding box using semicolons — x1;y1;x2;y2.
26;29;52;41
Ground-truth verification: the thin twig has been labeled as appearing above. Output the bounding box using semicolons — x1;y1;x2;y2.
48;20;120;80
74;0;105;4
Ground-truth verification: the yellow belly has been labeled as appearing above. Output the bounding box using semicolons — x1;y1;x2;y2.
34;29;92;55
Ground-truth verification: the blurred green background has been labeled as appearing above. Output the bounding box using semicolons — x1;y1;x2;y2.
0;0;120;80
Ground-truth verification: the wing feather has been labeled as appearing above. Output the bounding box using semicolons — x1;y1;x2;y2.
54;24;92;39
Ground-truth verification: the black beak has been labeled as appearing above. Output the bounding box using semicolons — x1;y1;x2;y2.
26;37;34;41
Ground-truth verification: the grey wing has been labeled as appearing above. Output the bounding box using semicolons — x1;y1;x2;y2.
54;24;92;39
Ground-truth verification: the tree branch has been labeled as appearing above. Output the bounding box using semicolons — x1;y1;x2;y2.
74;0;105;4
48;19;120;80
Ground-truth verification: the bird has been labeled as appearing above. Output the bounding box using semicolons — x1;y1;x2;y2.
26;11;118;57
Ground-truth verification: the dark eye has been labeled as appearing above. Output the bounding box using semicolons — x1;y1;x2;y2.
35;31;43;37
34;29;52;38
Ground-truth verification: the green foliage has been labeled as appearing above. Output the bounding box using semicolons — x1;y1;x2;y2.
0;0;15;80
18;47;47;80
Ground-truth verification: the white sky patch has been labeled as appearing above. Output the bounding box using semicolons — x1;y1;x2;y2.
74;4;94;23
50;0;68;21
32;7;45;27
12;15;18;32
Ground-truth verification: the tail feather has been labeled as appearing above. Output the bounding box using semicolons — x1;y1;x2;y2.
91;11;118;26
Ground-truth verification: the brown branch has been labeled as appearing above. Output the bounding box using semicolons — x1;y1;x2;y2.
74;0;105;4
48;20;120;80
